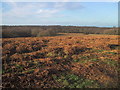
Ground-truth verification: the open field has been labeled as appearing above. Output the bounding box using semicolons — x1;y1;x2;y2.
2;34;120;88
55;33;119;36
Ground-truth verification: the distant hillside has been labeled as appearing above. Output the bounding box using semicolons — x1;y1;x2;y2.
1;25;119;38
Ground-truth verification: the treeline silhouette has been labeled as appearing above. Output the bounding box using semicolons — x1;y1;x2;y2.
1;25;119;38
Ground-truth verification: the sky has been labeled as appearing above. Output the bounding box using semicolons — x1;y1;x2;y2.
1;2;118;27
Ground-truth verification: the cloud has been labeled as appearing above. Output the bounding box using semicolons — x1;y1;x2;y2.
3;3;32;18
36;9;61;18
36;9;59;15
3;2;83;18
2;2;84;25
53;2;84;11
3;2;53;18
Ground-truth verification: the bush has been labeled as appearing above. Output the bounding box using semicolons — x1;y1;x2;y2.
37;29;57;37
2;29;31;38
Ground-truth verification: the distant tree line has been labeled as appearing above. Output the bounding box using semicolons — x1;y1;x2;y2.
1;25;119;38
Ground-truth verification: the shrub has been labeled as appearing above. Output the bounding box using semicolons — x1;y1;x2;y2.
37;29;57;37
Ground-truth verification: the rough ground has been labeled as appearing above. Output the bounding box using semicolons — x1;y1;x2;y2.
2;34;119;88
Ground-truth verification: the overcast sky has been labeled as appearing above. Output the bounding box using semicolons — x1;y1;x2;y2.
2;2;118;27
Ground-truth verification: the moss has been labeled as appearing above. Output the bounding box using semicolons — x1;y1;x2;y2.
103;59;118;66
53;73;100;88
105;52;117;55
80;56;89;59
79;58;98;64
91;58;98;61
93;49;105;52
63;80;69;86
73;59;79;62
46;52;55;57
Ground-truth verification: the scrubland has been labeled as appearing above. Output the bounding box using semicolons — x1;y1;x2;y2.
2;34;119;88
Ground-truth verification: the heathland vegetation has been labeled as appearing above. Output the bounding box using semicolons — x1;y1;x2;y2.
2;34;119;88
2;25;119;38
1;25;119;88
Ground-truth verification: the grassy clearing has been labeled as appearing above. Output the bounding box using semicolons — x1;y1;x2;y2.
56;33;86;36
52;73;100;88
102;59;118;67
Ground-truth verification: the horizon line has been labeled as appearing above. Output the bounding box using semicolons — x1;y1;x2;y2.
0;24;118;28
